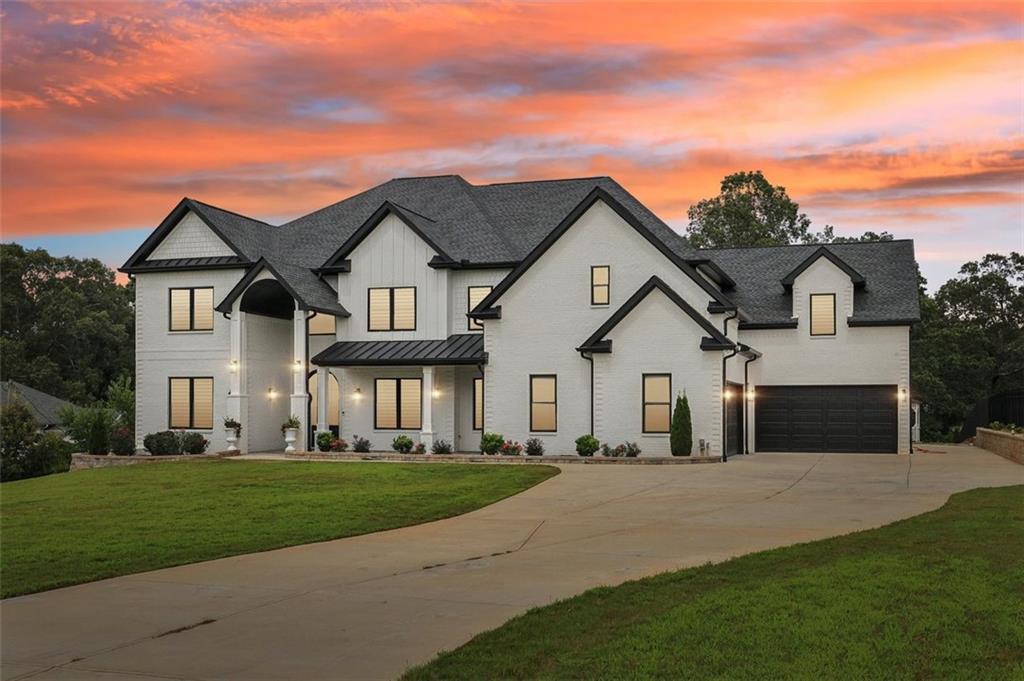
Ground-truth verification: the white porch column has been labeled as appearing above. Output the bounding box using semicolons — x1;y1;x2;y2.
226;301;249;452
290;307;310;452
421;366;435;448
316;366;329;435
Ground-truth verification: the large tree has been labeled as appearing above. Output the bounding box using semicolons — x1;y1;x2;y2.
686;171;892;247
0;244;134;404
911;253;1023;440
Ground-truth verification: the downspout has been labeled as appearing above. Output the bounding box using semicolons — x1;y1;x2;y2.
743;351;760;455
722;309;738;336
581;352;595;436
721;346;739;462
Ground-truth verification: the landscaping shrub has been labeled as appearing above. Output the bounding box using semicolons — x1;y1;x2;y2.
110;427;135;456
330;438;349;452
180;432;209;455
352;435;372;453
414;442;427;454
671;392;692;456
316;431;334;452
480;432;504;455
143;430;181;456
575;434;600;457
61;405;113;455
525;437;545;456
988;421;1023;434
499;440;523;455
1;401;73;481
600;443;625;457
431;439;453;454
392;435;414;453
623;441;641;458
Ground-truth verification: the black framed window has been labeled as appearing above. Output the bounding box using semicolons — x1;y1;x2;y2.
642;374;671;433
809;293;836;336
591;266;610;305
473;377;483;430
467;286;492;330
530;375;557;432
169;287;214;331
168;377;213;429
374;378;422;429
368;287;416;331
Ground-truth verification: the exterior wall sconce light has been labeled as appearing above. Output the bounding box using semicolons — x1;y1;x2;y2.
432;389;442;399
898;388;907;401
723;389;733;401
229;359;238;373
268;387;277;400
353;387;363;400
746;389;756;400
292;359;303;372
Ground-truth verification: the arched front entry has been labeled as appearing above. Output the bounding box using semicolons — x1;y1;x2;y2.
308;370;340;443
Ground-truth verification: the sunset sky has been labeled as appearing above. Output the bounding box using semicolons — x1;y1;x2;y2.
2;1;1021;289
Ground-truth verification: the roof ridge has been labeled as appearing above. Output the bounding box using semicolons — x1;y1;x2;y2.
698;239;913;252
477;175;611;187
187;198;274;227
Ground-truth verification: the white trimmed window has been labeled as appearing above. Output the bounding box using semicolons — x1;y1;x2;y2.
467;286;492;330
809;293;836;336
368;287;416;331
642;374;671;433
169;287;214;331
591;266;610;305
375;378;421;430
169;377;213;429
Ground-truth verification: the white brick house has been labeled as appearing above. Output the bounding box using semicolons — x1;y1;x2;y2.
121;176;920;457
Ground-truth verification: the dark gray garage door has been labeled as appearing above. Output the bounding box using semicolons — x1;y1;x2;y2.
755;385;898;453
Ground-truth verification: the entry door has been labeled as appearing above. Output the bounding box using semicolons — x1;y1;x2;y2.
725;382;743;456
755;385;897;453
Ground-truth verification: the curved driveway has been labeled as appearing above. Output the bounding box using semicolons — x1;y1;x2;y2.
3;446;1021;680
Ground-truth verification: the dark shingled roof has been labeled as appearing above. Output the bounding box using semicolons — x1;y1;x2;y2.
0;381;76;428
699;240;921;326
312;334;486;366
125;176;920;326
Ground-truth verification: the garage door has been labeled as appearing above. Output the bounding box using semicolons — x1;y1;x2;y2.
755;385;898;453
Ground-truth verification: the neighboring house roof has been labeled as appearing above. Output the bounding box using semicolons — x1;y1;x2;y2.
121;176;919;327
699;240;921;327
311;334;486;366
577;276;734;354
0;381;75;428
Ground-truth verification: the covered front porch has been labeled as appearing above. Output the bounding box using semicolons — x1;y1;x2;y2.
312;335;486;452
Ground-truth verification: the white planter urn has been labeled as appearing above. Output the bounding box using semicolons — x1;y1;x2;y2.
283;428;298;453
224;428;239;452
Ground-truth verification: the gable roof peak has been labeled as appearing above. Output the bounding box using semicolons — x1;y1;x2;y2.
780;245;866;290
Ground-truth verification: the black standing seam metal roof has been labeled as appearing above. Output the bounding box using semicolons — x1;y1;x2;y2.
311;334;486;366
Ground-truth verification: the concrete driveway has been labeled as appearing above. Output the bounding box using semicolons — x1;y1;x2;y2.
3;446;1021;681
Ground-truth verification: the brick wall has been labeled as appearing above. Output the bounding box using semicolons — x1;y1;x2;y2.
976;428;1024;465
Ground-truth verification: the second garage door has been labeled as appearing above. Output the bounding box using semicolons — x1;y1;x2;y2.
755;385;898;453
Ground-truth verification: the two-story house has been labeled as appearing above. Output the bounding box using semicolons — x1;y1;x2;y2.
121;175;919;457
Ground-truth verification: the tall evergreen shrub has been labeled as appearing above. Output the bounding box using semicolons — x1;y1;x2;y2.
670;392;692;456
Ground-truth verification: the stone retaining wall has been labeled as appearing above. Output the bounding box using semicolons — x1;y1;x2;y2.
70;452;226;470
285;452;723;465
976;428;1024;465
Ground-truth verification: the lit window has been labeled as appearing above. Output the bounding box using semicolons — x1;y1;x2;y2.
308;312;336;335
375;378;421;430
468;286;492;330
809;293;836;336
473;377;483;430
643;374;671;433
169;377;213;429
169;288;214;331
530;375;557;432
368;287;416;331
591;266;610;305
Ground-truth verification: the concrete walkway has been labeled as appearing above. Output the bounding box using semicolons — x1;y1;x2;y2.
3;446;1021;681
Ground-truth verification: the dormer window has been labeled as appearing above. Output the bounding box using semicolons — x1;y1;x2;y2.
591;266;610;305
809;293;836;336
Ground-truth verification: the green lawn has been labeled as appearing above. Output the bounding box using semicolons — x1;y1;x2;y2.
404;485;1024;681
0;460;557;598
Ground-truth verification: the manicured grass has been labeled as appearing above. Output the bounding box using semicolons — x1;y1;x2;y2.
0;460;557;598
404;485;1024;680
